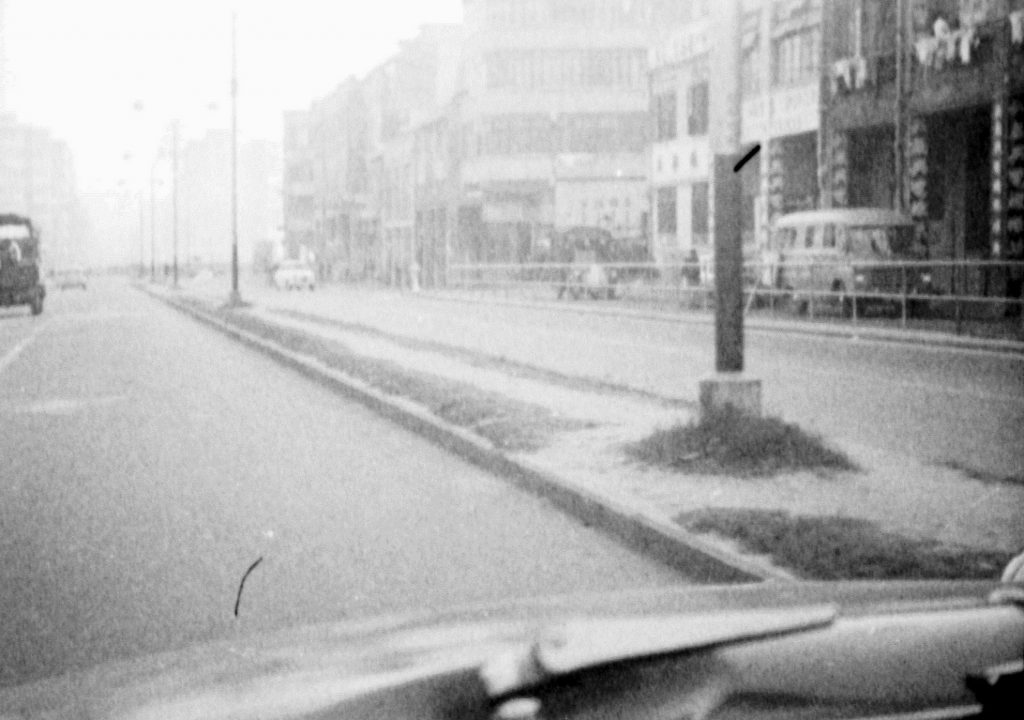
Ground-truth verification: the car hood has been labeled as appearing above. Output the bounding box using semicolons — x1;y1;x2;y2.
0;580;1017;720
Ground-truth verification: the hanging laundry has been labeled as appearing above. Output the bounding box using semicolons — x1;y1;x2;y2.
958;26;976;64
853;56;868;88
1010;10;1024;45
832;58;853;94
943;30;960;62
915;36;938;66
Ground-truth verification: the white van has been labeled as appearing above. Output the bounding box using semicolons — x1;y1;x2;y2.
769;208;923;316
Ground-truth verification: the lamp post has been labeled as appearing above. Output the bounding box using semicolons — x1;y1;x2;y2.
150;168;158;282
172;119;179;288
228;9;242;306
139;190;145;278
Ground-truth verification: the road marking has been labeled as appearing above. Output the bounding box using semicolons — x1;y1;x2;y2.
0;322;47;377
0;395;128;415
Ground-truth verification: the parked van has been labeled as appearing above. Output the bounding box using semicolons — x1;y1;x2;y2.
769;208;924;316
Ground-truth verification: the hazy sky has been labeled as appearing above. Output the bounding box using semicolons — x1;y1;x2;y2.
4;0;463;193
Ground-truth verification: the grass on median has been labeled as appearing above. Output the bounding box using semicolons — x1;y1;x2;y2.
677;508;1012;580
184;298;590;452
625;405;857;477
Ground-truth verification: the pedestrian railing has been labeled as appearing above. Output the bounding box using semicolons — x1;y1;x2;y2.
446;259;1024;337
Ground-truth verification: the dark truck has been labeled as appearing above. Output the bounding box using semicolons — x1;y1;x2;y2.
0;214;46;315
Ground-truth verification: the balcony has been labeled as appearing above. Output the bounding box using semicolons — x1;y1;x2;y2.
908;20;1005;113
826;53;898;131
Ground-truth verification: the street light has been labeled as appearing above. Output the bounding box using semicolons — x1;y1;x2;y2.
228;9;242;306
134;101;220;289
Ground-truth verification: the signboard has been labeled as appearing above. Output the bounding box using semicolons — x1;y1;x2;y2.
740;84;819;144
769;84;819;137
651;20;710;68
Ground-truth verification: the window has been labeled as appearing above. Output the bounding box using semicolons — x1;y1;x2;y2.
655;92;677;141
657;186;677;234
740;10;762;97
805;225;818;248
687;82;709;136
692;182;709;236
772;28;820;86
823;225;836;248
566;113;646;153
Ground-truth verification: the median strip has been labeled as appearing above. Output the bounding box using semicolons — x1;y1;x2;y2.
147;287;774;583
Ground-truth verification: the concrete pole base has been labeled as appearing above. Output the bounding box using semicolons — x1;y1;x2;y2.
699;373;763;419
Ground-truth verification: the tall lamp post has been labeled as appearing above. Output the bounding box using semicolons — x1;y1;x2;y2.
150;166;158;282
172;119;180;288
228;9;242;306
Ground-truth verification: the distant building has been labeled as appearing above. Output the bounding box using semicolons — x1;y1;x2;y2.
178;130;281;267
306;77;370;281
0;114;81;266
452;0;666;265
370;24;463;286
649;0;824;263
282;111;314;261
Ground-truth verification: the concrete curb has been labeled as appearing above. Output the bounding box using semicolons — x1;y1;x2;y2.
418;291;1024;355
141;285;779;584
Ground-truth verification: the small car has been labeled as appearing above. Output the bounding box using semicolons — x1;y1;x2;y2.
273;260;316;290
55;268;87;290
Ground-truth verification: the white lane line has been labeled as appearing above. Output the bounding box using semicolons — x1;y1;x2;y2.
0;395;129;415
0;323;47;377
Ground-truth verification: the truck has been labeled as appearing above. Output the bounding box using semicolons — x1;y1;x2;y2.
0;214;46;315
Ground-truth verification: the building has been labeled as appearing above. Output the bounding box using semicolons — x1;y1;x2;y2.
178;130;281;268
282;110;314;260
371;24;463;286
306;77;370;281
411;26;466;288
450;0;692;266
649;0;825;263
0;114;81;266
821;0;1024;302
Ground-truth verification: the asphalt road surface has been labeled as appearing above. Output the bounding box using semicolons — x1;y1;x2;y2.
239;283;1024;480
0;278;686;688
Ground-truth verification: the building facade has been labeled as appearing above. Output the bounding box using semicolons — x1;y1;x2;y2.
649;0;824;263
282;111;314;262
451;0;675;265
178;130;281;268
0;114;81;266
821;0;1024;302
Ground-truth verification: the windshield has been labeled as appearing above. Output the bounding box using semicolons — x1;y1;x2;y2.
1;0;1021;705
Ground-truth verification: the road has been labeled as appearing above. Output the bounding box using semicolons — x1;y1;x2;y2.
0;278;686;688
233;282;1024;480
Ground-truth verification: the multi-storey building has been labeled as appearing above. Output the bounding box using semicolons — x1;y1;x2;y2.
371;24;463;285
821;0;1024;303
178;130;281;267
179;129;231;266
307;77;370;281
282;111;314;261
650;0;824;262
451;0;687;265
0;114;80;266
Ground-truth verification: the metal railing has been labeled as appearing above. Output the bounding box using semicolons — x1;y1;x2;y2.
446;259;1024;338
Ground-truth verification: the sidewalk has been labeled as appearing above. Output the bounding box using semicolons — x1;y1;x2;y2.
160;278;1024;579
